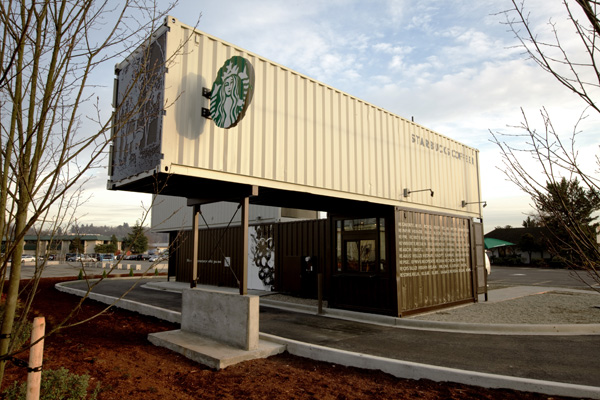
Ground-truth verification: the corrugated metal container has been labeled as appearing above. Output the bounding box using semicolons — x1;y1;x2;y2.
395;209;474;314
110;16;482;216
169;219;328;293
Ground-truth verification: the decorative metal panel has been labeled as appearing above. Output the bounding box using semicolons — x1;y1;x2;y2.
111;29;167;182
395;209;474;314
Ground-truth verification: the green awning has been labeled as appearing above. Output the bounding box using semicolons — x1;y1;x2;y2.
484;238;515;249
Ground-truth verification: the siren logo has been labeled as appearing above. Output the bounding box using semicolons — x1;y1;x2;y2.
210;56;255;129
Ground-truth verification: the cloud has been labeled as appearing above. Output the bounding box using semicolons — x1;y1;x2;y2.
80;0;599;230
482;195;535;232
76;189;152;226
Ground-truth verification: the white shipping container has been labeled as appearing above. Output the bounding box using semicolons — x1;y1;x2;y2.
109;16;482;216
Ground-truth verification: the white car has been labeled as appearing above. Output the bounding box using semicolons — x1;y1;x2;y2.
21;254;36;262
485;253;491;275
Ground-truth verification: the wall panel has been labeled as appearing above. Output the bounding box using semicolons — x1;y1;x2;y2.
111;16;482;219
395;209;474;315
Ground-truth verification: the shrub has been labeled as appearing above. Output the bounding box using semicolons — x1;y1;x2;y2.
530;258;549;268
494;255;523;266
549;260;568;269
2;367;99;399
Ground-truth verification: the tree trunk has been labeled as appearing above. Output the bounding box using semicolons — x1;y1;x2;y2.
0;206;28;383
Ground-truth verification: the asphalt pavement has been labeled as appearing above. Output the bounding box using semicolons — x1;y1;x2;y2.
56;276;600;399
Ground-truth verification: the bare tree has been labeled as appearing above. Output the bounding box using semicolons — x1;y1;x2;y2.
491;0;600;289
0;0;189;384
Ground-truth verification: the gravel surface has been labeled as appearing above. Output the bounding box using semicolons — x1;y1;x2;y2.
412;289;600;324
265;289;600;325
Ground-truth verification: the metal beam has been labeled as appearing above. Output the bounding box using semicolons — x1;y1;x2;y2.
240;196;249;295
191;204;200;287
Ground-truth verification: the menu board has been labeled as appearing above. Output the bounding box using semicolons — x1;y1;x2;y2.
397;216;471;278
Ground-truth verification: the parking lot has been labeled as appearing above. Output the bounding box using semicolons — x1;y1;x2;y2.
14;259;168;279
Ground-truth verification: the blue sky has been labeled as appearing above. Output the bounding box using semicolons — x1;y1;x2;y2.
80;0;599;232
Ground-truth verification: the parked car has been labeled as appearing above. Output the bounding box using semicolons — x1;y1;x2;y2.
80;254;96;262
21;254;36;262
485;252;491;275
97;253;115;261
66;253;80;262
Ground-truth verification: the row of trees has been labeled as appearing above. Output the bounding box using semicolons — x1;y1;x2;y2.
70;222;132;236
68;225;149;255
492;176;599;269
0;0;180;386
492;0;600;289
514;177;599;265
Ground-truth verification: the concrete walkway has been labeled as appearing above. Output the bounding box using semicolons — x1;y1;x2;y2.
56;278;600;399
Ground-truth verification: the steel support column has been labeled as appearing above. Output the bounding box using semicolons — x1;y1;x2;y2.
240;196;249;295
191;204;200;287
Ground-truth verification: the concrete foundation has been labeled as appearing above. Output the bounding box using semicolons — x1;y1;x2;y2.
149;288;283;369
148;330;285;370
182;288;259;350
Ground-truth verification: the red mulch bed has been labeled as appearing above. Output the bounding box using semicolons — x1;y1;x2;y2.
1;278;581;399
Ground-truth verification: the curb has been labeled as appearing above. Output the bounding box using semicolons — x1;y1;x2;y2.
55;280;600;399
260;333;600;400
55;281;181;324
259;299;600;336
392;318;600;336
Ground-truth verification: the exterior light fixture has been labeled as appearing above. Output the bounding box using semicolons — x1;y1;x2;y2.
403;188;434;197
461;200;487;208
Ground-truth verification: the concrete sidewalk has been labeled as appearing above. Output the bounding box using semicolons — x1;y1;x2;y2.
143;280;600;335
56;278;600;399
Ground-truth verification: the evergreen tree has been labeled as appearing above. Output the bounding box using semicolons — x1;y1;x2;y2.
518;233;542;264
69;238;84;254
123;224;148;254
535;177;600;266
109;234;119;253
522;216;539;228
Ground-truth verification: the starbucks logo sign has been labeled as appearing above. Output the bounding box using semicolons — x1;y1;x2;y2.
210;56;255;129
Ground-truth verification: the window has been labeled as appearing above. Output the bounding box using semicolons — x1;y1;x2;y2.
336;217;386;273
343;218;377;231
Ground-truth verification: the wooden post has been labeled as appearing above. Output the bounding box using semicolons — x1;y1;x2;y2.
191;204;200;287
317;272;323;314
240;196;249;295
26;317;45;400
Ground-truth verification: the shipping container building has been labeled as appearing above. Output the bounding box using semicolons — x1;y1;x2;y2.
109;16;487;316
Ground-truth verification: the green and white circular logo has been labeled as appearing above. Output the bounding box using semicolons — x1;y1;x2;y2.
210;56;255;129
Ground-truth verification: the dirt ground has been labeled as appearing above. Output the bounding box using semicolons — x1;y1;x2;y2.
2;278;583;399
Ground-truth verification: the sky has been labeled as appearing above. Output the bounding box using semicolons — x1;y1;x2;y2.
76;0;599;233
